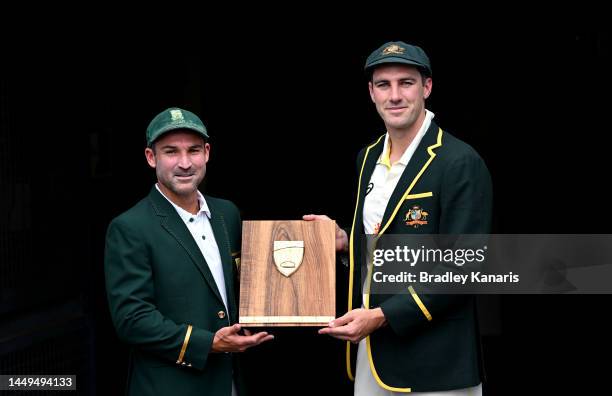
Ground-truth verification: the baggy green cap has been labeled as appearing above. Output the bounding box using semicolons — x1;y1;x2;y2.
365;41;432;76
146;107;209;147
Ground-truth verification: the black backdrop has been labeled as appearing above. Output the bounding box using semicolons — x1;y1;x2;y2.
1;19;611;395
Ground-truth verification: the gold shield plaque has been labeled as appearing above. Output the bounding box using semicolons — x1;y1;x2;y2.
273;240;304;277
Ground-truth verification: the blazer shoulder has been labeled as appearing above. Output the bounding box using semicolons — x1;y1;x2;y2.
356;134;386;165
108;197;153;229
439;130;488;166
204;195;240;218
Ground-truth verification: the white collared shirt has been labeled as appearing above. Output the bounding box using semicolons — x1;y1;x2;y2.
363;110;435;235
155;184;229;309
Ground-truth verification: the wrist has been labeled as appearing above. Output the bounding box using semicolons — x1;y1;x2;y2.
372;307;387;328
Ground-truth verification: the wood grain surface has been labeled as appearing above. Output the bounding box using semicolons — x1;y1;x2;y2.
239;220;336;326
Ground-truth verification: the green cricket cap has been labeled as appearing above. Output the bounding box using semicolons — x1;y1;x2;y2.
365;41;432;76
146;107;209;147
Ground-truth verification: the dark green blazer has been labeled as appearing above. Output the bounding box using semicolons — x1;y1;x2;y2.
346;121;493;392
105;186;242;396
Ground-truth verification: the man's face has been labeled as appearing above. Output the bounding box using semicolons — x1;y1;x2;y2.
369;64;432;132
144;130;209;200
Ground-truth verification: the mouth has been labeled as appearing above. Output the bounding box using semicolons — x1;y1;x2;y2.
174;174;195;180
386;106;407;113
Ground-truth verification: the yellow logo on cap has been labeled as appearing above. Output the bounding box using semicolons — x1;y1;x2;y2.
170;109;184;122
382;44;405;56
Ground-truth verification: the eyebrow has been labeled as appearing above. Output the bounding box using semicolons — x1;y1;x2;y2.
160;143;204;150
373;76;417;84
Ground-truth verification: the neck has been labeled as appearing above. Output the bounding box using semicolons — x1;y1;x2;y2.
157;183;199;215
387;110;427;161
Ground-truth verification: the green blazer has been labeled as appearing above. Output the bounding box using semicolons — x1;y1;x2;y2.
346;121;493;392
105;186;242;396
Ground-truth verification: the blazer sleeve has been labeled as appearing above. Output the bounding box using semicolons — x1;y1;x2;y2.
379;153;493;336
104;217;215;370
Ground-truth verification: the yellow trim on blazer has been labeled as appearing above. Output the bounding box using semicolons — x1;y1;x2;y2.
349;128;443;391
409;285;432;321
377;128;443;237
346;134;385;381
404;191;433;200
177;324;193;364
366;336;412;393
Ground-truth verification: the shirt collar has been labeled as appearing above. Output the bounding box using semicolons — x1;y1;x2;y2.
155;183;211;222
378;109;435;168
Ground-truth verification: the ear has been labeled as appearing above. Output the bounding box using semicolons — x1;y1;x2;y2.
204;142;211;163
368;81;375;103
423;77;433;99
145;147;156;168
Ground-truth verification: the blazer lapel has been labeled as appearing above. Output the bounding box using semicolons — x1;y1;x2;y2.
378;122;443;236
347;134;385;313
207;199;237;317
355;135;386;234
148;187;225;305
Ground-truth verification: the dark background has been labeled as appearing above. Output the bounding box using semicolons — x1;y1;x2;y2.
1;18;611;395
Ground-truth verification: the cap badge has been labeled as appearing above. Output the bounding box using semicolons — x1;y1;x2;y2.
404;205;429;228
382;44;405;56
170;109;184;122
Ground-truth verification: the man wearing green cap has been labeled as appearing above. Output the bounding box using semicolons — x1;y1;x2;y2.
306;42;491;394
105;107;273;396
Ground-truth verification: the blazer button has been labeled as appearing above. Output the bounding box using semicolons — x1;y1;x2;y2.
217;311;226;319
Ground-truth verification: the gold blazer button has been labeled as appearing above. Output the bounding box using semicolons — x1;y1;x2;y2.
217;311;226;319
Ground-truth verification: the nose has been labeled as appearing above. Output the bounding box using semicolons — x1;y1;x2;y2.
177;152;192;169
390;83;402;103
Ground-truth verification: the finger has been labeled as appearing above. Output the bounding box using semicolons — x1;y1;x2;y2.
329;313;352;328
243;329;252;336
256;334;275;344
242;331;270;346
319;329;355;342
319;325;352;337
303;214;331;221
241;334;275;351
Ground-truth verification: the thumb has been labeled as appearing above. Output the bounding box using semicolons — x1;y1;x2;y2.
227;323;241;334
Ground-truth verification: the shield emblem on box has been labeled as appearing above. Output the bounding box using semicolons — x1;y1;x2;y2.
273;240;304;277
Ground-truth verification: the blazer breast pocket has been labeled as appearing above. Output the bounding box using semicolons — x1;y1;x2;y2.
400;192;435;232
404;191;433;200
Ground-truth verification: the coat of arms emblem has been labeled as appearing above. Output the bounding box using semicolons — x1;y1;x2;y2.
404;205;429;228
